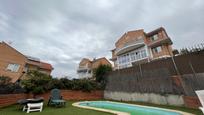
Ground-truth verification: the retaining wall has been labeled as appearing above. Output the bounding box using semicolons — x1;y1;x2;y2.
104;91;184;106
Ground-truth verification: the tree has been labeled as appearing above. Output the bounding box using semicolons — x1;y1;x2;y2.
21;70;52;95
93;65;112;89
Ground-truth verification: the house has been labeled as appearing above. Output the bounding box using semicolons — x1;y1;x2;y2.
110;27;173;69
0;41;53;82
77;57;112;79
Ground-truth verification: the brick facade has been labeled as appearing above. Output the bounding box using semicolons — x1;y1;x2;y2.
183;96;201;109
0;90;103;108
0;94;29;107
77;57;112;79
111;27;173;69
0;42;53;82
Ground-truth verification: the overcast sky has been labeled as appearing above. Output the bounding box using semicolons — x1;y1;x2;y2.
0;0;203;78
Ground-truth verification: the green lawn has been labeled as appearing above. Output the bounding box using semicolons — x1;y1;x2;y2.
0;100;202;115
0;101;112;115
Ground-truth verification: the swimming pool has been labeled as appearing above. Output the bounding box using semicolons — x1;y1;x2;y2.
73;101;193;115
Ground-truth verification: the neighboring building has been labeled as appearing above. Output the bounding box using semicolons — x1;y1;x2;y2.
110;27;173;69
77;57;112;79
0;42;54;82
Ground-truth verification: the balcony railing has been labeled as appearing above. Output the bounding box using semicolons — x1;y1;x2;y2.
115;38;145;55
147;37;172;47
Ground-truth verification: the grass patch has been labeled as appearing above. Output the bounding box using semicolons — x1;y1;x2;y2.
0;101;112;115
0;100;202;115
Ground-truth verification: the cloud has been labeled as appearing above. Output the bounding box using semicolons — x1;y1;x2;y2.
0;0;203;78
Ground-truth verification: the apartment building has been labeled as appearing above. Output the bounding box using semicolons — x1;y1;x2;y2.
77;57;112;79
0;42;53;82
111;27;173;69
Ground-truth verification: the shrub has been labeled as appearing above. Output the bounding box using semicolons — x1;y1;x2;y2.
93;64;112;89
21;70;52;95
93;64;112;83
0;76;25;94
0;76;11;85
48;78;65;89
59;78;73;89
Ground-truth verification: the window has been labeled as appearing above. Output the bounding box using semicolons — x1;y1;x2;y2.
6;64;20;72
135;51;141;60
130;52;136;61
150;34;158;41
152;46;162;53
140;50;147;58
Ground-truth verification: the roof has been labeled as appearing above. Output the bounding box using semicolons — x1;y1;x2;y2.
92;57;110;63
40;62;54;70
26;55;40;62
0;41;26;58
92;57;112;68
78;57;112;69
82;58;91;62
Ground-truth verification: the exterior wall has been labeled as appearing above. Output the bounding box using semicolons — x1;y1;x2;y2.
92;58;112;69
116;46;149;69
79;58;92;68
78;71;92;79
150;44;172;59
104;91;184;106
183;96;201;109
145;30;167;44
0;93;29;107
146;29;173;59
111;28;173;69
0;90;103;108
39;69;51;75
35;90;103;101
115;30;145;49
27;64;39;71
0;42;27;82
78;58;111;79
77;58;92;79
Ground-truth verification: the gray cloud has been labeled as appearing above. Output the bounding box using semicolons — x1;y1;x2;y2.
0;0;203;77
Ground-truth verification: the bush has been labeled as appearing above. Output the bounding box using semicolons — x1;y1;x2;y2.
93;64;112;83
0;76;11;85
21;71;102;94
48;78;65;89
0;76;25;94
21;70;52;95
93;64;112;89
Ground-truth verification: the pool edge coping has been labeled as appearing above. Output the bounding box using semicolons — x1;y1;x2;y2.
72;101;130;115
72;101;195;115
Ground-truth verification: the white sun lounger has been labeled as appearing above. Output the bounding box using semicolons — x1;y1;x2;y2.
195;90;204;114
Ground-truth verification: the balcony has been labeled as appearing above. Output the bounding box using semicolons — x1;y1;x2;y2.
77;66;91;73
147;37;172;47
115;38;145;55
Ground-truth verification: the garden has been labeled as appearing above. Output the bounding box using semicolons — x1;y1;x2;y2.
0;65;203;115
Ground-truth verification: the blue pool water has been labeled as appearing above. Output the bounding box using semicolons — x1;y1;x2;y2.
79;101;182;115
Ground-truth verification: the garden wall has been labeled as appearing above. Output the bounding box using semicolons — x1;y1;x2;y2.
105;52;204;108
0;93;29;107
104;91;184;106
0;90;103;108
35;90;103;101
